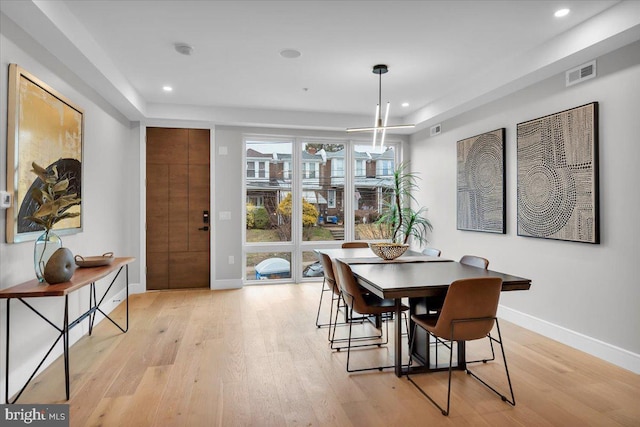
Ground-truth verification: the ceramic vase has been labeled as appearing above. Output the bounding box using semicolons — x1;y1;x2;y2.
34;230;62;282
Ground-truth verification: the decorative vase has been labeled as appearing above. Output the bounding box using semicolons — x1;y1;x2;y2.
34;230;62;282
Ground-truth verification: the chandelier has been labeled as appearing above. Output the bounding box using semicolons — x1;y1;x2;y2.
346;64;414;149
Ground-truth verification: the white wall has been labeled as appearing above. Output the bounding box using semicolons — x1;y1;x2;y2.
0;15;141;401
409;41;640;373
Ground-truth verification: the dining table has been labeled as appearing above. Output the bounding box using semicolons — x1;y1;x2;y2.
316;247;532;377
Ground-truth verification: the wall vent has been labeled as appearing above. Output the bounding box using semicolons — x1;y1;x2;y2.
566;60;596;87
430;124;442;136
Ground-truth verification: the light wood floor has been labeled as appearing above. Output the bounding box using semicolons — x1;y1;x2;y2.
12;283;640;426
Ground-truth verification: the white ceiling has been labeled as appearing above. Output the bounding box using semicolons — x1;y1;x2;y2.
2;0;639;132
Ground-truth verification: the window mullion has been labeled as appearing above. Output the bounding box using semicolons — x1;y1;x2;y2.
343;141;354;242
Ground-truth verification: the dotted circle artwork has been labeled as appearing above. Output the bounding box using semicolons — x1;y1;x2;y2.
516;103;598;243
456;129;505;233
517;163;576;237
465;133;503;196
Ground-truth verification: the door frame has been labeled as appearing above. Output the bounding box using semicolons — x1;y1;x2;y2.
139;122;216;291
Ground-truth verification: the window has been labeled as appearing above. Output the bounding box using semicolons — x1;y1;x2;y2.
303;162;319;179
247;195;264;207
245;140;292;246
331;158;344;177
283;161;291;179
247;161;256;178
245;137;399;282
258;161;267;178
376;159;393;177
354;146;396;240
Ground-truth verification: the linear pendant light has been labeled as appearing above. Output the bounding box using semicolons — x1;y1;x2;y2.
346;64;414;149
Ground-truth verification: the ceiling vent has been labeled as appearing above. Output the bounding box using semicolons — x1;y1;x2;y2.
566;60;596;87
430;124;442;136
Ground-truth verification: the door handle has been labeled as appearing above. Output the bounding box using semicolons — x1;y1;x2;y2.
198;226;209;231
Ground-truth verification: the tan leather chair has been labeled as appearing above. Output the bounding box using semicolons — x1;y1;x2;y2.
407;277;515;416
421;247;441;257
341;241;369;248
332;259;408;372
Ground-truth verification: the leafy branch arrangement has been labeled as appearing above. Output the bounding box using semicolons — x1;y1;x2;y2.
26;162;81;233
376;162;432;245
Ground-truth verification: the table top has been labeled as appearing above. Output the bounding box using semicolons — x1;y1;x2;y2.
0;257;135;298
348;261;531;299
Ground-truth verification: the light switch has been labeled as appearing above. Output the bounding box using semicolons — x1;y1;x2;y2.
218;146;228;156
219;211;231;220
0;191;11;209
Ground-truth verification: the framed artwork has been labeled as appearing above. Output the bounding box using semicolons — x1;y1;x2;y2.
457;128;506;233
6;64;84;243
517;102;599;243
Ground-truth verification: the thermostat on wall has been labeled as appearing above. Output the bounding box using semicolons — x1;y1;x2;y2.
0;191;12;209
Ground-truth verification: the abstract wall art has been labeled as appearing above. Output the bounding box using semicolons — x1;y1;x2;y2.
517;102;599;243
457;128;506;233
6;64;84;243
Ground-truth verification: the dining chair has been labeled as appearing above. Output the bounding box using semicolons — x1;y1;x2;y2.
315;252;343;329
455;254;497;364
459;255;489;269
407;277;515;416
332;259;409;372
341;241;369;248
421;247;441;257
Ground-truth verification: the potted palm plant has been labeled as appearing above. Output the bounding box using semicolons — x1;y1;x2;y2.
370;162;432;259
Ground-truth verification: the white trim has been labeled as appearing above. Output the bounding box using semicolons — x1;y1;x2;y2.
498;305;640;374
129;282;145;294
138;124;147;290
210;127;216;290
212;279;243;290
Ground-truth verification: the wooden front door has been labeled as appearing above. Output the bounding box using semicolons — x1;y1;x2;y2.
146;127;210;289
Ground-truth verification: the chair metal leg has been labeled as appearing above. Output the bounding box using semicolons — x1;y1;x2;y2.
407;331;452;415
328;293;358;343
315;277;332;328
467;332;496;364
345;307;397;373
330;293;384;350
465;319;515;406
407;317;515;416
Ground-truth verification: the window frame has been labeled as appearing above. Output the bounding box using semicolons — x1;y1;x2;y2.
242;134;403;284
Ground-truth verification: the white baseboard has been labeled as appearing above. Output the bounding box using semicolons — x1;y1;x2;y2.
498;305;640;374
129;282;145;294
211;279;243;290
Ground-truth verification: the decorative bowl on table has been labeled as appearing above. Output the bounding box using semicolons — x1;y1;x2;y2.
369;243;409;260
74;252;115;268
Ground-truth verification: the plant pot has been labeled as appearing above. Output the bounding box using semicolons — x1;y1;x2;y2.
369;242;409;260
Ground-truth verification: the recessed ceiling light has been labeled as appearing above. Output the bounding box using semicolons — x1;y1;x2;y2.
163;86;173;92
554;8;570;18
401;102;409;107
280;48;301;59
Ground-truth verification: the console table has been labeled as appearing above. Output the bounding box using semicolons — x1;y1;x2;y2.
0;256;134;403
